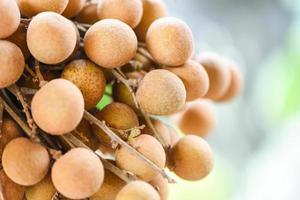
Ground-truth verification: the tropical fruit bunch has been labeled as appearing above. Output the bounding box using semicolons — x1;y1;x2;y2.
0;0;243;199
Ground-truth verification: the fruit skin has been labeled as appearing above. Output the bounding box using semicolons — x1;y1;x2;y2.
51;148;104;199
2;138;50;186
62;0;86;18
169;135;214;181
136;69;186;115
62;59;106;110
146;17;194;66
0;40;25;88
0;170;25;200
166;60;209;101
0;0;20;39
97;0;143;28
116;134;166;181
25;174;56;200
27;12;78;65
116;181;160;200
84;19;138;69
31;79;84;135
135;0;167;41
149;175;169;200
90;170;126;200
76;2;99;24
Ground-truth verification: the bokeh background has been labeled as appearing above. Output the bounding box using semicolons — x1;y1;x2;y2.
163;0;300;199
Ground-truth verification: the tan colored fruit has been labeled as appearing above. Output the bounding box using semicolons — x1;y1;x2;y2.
2;138;50;186
0;0;20;39
169;135;214;181
149;175;169;200
62;0;86;18
168;127;180;147
116;134;166;181
92;102;139;145
62;59;106;110
90;170;126;200
31;79;84;135
146;17;194;66
135;0;167;41
84;19;138;69
0;40;25;88
198;52;231;100
166;60;209;101
136;69;186;115
76;2;99;24
0;170;25;200
51;148;104;199
27;12;78;65
17;0;69;18
116;181;160;200
97;0;143;28
178;100;215;138
25;174;56;200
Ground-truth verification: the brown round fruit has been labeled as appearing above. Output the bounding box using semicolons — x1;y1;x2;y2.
76;2;99;24
62;0;86;18
2;138;50;186
84;19;138;69
0;170;25;200
31;79;84;135
0;0;20;39
116;181;160;200
135;0;167;41
116;134;166;181
146;17;194;66
136;69;186;115
149;175;169;200
0;40;25;88
27;12;78;65
62;59;106;110
51;148;104;199
97;0;143;28
25;174;56;200
169;135;214;181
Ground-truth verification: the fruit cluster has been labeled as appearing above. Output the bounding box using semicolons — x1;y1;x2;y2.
0;0;243;200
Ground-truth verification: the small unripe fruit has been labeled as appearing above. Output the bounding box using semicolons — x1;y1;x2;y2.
149;175;169;200
116;134;166;181
136;69;186;115
62;0;86;18
76;3;99;24
0;40;25;88
27;12;78;65
0;0;20;39
0;170;25;200
116;181;160;200
2;138;50;186
51;148;104;199
31;79;84;135
97;0;143;28
146;17;194;66
135;0;167;41
84;19;138;69
169;135;214;181
25;174;56;200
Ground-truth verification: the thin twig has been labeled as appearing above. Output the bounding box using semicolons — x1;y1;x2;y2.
20;87;38;96
25;64;37;78
34;60;47;87
137;47;155;62
0;103;3;135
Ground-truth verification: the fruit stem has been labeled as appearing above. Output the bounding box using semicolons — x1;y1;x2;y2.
34;60;47;87
0;103;3;135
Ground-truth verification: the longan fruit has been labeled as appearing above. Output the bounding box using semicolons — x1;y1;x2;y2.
0;0;20;39
198;52;231;100
84;19;138;69
90;170;126;200
31;79;84;135
135;0;167;41
76;2;99;24
0;40;25;88
51;148;104;199
2;138;50;186
169;135;214;181
0;170;25;200
136;69;186;115
166;60;209;101
149;175;169;200
116;134;166;181
62;0;86;18
92;102;139;145
146;17;194;66
27;12;78;65
116;181;160;200
97;0;143;28
178;100;215;138
62;59;106;110
25;174;56;200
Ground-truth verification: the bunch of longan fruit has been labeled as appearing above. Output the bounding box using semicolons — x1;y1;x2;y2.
0;0;243;199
